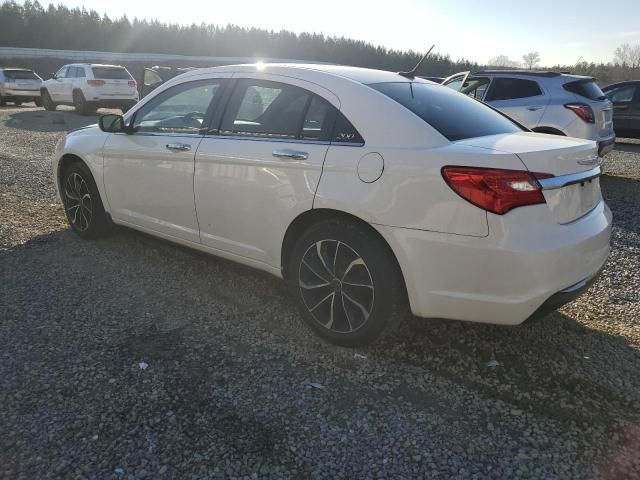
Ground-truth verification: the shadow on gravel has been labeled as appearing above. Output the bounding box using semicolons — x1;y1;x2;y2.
2;219;639;477
3;108;102;132
614;140;640;154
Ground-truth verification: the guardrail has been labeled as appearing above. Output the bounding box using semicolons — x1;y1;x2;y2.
0;47;316;64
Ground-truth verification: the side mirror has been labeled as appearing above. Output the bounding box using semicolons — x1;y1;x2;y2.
99;114;130;133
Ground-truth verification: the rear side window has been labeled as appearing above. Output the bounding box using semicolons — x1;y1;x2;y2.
563;79;606;101
91;67;132;80
221;79;310;139
370;82;522;141
4;70;39;80
486;78;542;101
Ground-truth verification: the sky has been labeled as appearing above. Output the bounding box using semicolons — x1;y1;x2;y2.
26;0;640;66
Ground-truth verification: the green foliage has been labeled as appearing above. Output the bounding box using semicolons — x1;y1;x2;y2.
0;0;477;75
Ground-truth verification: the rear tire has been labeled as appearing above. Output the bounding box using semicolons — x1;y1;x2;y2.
13;100;22;106
287;219;407;347
73;90;92;116
34;97;43;107
0;94;5;107
60;161;111;239
41;90;56;111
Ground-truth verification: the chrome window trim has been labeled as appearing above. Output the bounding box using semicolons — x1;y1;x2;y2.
537;166;601;191
113;131;203;138
205;134;330;145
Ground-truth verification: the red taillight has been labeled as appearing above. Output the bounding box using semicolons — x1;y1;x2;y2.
128;80;137;88
87;79;105;86
564;103;595;123
441;166;554;215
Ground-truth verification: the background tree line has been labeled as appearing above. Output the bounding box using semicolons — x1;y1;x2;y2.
0;0;477;75
1;0;639;84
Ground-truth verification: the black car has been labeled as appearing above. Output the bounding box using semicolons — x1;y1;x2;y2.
602;81;640;139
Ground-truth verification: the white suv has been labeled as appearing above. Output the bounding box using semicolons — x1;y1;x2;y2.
443;71;616;156
41;64;139;115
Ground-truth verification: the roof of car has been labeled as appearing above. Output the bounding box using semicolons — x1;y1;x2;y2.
182;63;425;85
474;70;568;77
602;80;640;90
1;67;35;71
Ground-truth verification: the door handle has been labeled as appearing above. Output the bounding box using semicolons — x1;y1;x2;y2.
272;149;308;160
166;143;191;152
527;105;544;111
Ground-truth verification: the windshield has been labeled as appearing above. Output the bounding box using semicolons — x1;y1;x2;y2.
4;70;39;80
91;66;132;80
370;82;523;141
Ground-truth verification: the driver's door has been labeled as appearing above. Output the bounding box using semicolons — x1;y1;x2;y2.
103;77;229;242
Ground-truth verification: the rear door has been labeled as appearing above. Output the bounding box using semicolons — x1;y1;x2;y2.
194;75;338;266
442;71;470;90
484;77;549;127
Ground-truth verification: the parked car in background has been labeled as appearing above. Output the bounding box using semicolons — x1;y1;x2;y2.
140;66;197;99
0;68;42;106
51;64;611;346
443;70;615;156
40;64;139;115
602;81;640;139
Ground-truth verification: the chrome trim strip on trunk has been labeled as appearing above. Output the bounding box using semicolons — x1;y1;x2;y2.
537;166;601;191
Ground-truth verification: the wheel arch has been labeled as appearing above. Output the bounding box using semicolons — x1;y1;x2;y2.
281;208;407;295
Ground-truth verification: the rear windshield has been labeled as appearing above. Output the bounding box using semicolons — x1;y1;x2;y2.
563;79;606;101
370;82;523;141
91;67;132;80
4;70;39;80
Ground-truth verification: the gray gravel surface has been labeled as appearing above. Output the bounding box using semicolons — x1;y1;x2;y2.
1;106;639;479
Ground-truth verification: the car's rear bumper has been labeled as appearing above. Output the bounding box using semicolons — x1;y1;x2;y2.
374;200;612;325
525;265;604;322
3;89;41;97
598;135;616;156
90;99;138;109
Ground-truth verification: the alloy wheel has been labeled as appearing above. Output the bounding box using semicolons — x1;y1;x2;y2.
64;172;92;231
298;239;375;334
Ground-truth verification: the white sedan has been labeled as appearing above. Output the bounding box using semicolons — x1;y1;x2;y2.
52;63;611;346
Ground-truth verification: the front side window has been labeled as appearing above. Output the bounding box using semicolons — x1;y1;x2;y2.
370;82;523;141
133;80;223;135
221;79;310;139
485;78;543;101
55;67;68;79
606;85;636;103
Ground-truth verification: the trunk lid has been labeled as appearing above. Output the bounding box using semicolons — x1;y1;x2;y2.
457;132;602;223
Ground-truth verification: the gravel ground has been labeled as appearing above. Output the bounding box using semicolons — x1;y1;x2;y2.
1;105;639;480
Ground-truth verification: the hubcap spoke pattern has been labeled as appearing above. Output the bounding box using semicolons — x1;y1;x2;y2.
63;172;92;232
298;240;374;334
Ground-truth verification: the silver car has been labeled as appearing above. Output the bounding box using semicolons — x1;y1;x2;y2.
443;70;615;156
0;68;43;107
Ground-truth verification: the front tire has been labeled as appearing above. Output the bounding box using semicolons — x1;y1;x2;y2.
60;161;111;239
73;90;92;116
34;97;43;107
41;90;56;111
287;219;407;346
13;100;22;106
0;94;5;107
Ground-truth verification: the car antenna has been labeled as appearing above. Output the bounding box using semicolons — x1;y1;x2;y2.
398;45;435;79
